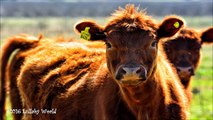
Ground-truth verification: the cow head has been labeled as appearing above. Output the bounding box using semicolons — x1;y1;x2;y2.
163;27;213;84
75;5;184;86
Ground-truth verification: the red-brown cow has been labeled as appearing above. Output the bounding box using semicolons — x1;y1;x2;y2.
1;5;188;120
163;27;213;102
164;27;213;88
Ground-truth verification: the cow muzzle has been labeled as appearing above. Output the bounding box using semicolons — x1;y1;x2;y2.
176;66;194;78
115;65;147;85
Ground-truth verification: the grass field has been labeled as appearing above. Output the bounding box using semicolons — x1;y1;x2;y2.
1;16;212;120
1;16;212;41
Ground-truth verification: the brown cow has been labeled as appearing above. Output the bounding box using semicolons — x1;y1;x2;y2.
163;27;213;101
164;27;213;88
1;5;188;120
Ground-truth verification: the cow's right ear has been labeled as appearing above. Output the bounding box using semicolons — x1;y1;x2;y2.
201;27;213;44
74;21;106;41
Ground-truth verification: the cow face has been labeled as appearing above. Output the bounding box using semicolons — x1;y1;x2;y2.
163;28;213;83
75;5;184;86
104;30;157;85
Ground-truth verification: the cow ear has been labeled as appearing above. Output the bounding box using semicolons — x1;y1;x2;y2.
157;16;184;39
201;27;213;44
74;21;106;41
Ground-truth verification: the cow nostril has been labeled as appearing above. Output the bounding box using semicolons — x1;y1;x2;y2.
188;68;194;75
121;68;127;74
136;68;141;74
177;68;181;72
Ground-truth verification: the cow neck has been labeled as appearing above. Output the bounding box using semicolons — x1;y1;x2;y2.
119;73;162;118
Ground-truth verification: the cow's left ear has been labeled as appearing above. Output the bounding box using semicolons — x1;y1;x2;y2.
201;27;213;44
74;20;106;41
157;16;184;39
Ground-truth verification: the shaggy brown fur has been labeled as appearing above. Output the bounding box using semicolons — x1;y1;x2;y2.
163;27;213;102
1;4;188;120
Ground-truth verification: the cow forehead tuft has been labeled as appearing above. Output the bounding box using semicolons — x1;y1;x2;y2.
104;5;157;33
179;28;201;42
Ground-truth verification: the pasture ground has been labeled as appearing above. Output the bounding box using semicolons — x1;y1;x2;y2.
1;16;212;120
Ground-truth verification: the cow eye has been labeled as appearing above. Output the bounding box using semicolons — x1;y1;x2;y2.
165;47;170;53
151;41;157;48
105;42;112;49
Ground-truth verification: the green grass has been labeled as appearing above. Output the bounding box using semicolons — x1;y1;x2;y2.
0;17;107;42
1;17;212;120
1;16;212;41
190;45;213;120
5;98;13;120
